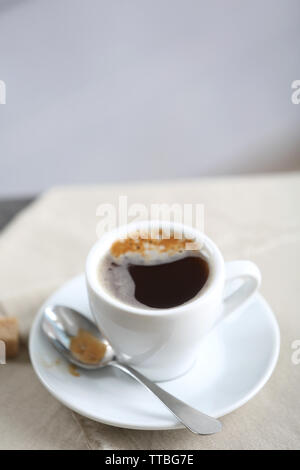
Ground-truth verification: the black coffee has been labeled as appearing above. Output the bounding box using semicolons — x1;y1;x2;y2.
128;256;209;308
100;252;209;309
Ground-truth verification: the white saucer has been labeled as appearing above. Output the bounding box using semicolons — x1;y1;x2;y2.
29;275;280;430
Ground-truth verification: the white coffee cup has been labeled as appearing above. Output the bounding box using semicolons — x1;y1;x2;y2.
86;220;261;381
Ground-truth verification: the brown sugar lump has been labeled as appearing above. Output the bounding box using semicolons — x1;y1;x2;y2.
0;317;19;359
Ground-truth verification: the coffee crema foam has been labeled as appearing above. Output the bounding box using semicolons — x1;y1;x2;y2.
99;231;209;309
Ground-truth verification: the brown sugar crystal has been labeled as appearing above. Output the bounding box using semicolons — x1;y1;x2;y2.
70;328;107;365
110;230;194;258
68;363;80;377
0;317;19;359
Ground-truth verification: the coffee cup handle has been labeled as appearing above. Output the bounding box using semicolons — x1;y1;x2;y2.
220;260;261;321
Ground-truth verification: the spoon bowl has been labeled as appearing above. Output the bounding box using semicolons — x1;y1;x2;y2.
42;305;115;369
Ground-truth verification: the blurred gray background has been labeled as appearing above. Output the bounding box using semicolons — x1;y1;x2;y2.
0;0;299;196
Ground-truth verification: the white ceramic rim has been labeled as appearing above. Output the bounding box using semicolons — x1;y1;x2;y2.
86;220;225;317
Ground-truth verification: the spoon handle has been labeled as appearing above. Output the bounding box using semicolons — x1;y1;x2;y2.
111;362;222;435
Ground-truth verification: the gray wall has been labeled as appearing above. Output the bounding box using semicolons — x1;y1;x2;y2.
0;0;299;196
